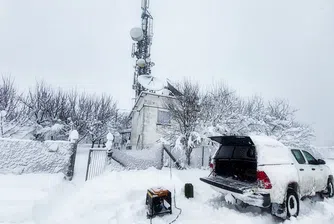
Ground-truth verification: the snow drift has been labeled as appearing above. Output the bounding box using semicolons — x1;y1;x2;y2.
0;138;72;174
0;173;64;223
28;166;334;224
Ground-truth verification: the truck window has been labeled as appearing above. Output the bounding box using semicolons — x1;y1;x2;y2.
215;146;234;158
232;146;256;159
291;149;306;164
215;146;255;160
302;151;318;165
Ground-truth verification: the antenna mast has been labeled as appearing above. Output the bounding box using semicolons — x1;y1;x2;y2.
130;0;155;99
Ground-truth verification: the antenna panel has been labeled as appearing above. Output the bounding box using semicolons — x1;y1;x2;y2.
141;0;149;9
130;27;144;41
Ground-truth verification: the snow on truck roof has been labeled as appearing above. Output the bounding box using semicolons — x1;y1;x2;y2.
210;135;294;165
250;135;294;165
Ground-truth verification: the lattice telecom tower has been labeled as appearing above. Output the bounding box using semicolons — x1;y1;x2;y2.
130;0;155;98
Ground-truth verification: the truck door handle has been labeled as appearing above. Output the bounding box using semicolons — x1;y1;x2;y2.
299;168;304;171
312;168;316;171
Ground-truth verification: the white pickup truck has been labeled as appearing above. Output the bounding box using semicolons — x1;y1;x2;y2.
200;135;333;219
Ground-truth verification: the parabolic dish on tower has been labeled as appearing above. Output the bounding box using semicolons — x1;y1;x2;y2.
130;27;144;41
138;75;165;91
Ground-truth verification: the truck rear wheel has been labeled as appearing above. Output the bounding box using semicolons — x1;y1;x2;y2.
326;180;334;198
286;189;299;218
321;179;334;198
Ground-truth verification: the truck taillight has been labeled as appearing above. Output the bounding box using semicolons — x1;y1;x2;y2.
257;171;272;189
209;161;216;175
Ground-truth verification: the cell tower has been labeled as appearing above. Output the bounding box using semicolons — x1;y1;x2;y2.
130;0;155;98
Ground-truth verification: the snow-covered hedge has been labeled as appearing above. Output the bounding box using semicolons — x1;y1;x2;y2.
0;138;72;174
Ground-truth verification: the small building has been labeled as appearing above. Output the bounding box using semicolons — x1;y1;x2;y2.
129;91;175;150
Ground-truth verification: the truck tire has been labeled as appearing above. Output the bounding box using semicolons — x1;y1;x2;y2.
321;179;334;198
326;179;334;198
286;189;299;218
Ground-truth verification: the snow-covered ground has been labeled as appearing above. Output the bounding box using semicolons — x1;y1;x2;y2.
1;143;334;224
0;173;65;224
1;161;334;224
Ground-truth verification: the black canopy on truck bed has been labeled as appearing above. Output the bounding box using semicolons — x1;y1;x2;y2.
208;136;258;182
209;136;254;146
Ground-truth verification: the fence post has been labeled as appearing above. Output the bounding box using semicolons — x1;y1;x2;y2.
202;146;205;167
85;149;92;181
160;144;164;169
66;130;79;181
66;140;78;180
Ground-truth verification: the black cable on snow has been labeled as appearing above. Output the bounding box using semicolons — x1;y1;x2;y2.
168;188;182;224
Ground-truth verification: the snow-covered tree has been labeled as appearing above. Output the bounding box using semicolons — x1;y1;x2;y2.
84;95;117;147
164;79;202;166
20;82;69;140
0;75;29;137
200;84;314;149
200;83;244;136
261;99;314;148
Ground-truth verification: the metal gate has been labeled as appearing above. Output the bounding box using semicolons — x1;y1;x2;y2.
85;149;107;181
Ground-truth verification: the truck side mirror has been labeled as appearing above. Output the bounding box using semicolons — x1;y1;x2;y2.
317;159;326;165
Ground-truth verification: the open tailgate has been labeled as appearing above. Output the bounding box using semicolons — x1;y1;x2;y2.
200;176;256;194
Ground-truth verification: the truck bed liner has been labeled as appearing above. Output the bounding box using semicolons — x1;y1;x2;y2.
200;176;257;194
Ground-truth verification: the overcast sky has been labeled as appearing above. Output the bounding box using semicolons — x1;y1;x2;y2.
0;0;333;146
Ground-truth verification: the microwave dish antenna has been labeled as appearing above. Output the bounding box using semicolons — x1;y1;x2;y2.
138;75;165;91
130;28;144;41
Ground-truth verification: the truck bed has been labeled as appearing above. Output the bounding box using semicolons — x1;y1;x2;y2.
200;176;257;194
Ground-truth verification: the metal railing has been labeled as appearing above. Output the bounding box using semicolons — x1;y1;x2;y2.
85;149;108;181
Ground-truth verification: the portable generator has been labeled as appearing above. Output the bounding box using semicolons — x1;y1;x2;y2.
145;187;172;218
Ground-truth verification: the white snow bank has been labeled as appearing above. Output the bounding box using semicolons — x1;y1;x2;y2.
0;138;72;174
251;135;294;165
36;168;200;224
0;173;64;223
2;167;334;224
29;168;334;224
